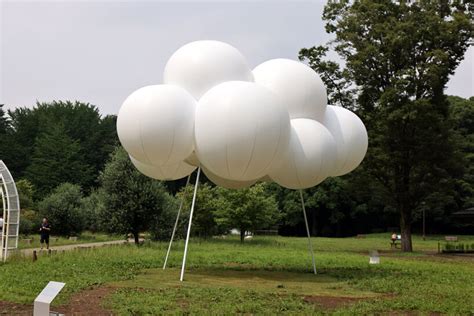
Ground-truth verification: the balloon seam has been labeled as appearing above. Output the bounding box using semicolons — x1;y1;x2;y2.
138;103;152;165
164;115;177;165
241;116;259;179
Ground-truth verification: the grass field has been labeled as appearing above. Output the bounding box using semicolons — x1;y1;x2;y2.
1;234;473;315
17;231;124;249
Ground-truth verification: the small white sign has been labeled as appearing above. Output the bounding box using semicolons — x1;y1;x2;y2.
34;281;65;316
369;250;380;264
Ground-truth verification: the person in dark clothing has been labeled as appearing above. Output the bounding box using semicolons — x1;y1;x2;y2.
40;218;51;250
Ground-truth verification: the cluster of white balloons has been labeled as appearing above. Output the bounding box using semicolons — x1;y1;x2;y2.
117;40;368;190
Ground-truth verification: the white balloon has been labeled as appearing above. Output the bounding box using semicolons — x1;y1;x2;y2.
269;119;337;189
117;85;197;166
253;58;327;120
203;166;257;189
164;41;254;99
195;81;291;181
130;156;196;181
321;106;368;176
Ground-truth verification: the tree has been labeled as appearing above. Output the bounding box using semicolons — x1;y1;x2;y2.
300;0;472;251
177;182;224;238
215;183;280;243
80;189;107;233
16;179;35;210
99;147;175;244
25;121;92;198
5;101;118;195
449;96;474;209
38;183;85;236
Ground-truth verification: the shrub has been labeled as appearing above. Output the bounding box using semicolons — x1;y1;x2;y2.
38;183;85;236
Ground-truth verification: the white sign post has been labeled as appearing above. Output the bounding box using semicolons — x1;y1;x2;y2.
33;281;66;316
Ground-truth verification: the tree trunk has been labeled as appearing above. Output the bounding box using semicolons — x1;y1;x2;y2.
400;204;413;252
134;231;139;245
240;229;245;243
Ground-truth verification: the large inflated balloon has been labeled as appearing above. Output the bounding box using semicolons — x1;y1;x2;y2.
163;41;254;99
195;81;291;181
203;166;257;189
321;106;368;176
119;40;368;189
269;119;337;189
130;156;196;181
117;85;196;166
253;58;327;120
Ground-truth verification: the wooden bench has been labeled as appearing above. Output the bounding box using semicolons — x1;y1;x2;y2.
445;236;458;242
390;236;401;249
438;236;458;253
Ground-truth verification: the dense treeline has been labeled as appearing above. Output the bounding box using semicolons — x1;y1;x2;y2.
0;96;472;243
0;101;118;197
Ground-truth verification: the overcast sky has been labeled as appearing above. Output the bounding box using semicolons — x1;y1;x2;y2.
1;1;472;115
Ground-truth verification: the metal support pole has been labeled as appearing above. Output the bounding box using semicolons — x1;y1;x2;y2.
180;167;201;282
299;190;317;275
163;174;191;270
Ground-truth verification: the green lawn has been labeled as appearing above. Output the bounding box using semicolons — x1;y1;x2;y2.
17;231;124;249
1;235;473;315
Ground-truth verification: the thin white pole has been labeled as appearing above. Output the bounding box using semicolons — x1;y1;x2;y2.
300;190;317;274
180;167;201;281
163;174;191;270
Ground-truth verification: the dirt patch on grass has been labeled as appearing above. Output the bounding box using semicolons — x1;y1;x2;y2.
303;295;367;309
56;286;115;315
0;301;31;315
0;286;115;316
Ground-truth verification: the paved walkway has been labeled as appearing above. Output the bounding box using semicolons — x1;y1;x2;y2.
12;239;136;258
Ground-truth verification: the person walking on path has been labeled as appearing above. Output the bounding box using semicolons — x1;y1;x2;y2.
40;218;51;250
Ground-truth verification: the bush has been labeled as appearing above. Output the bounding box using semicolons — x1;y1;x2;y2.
149;194;179;241
80;190;106;233
19;209;41;235
38;183;85;236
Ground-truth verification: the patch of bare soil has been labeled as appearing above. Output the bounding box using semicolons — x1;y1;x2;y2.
0;286;115;316
0;301;31;315
303;295;367;309
56;286;115;316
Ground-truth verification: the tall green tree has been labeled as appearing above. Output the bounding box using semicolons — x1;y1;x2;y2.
215;183;280;243
25;122;92;198
99;147;175;244
300;0;472;251
178;182;224;238
449;96;474;209
6;101;118;193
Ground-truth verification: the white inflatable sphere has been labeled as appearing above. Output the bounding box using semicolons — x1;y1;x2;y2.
253;58;327;120
203;166;257;189
130;156;196;181
164;41;254;99
117;85;197;166
195;81;291;181
269;119;337;190
322;106;368;176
